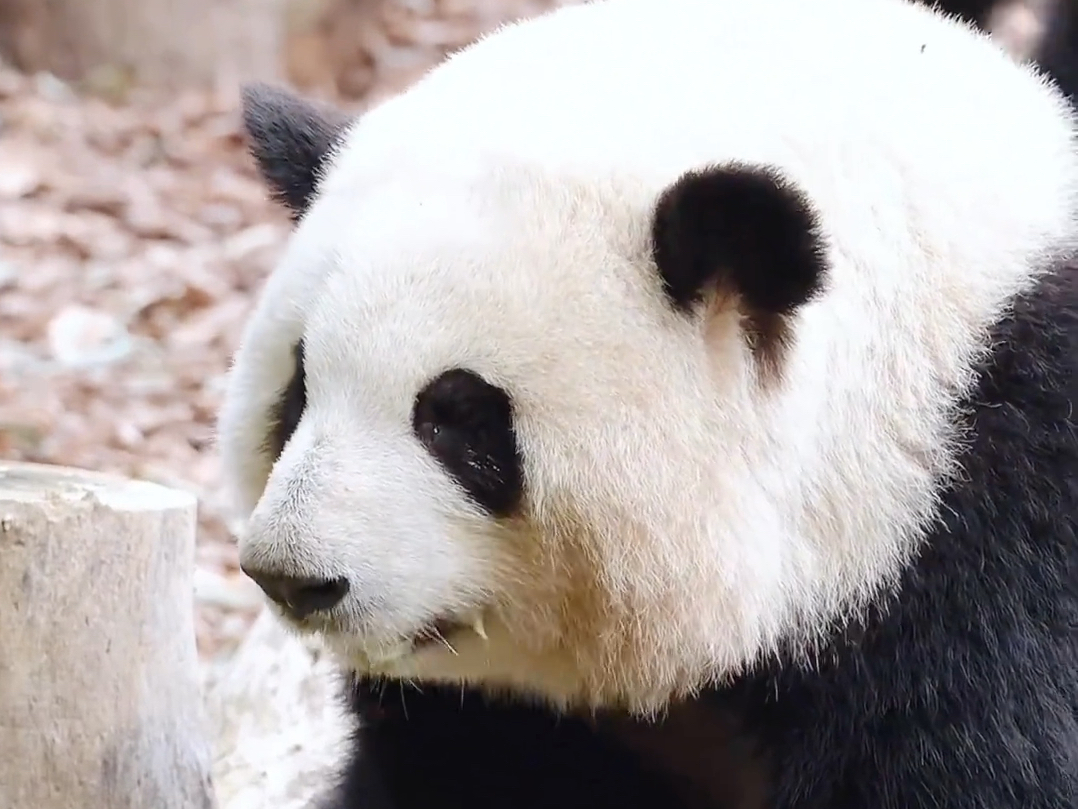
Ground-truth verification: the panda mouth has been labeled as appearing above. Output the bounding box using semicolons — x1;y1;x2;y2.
413;614;486;650
359;611;489;667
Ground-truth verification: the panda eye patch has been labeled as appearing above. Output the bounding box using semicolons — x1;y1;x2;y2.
266;340;307;460
412;368;524;517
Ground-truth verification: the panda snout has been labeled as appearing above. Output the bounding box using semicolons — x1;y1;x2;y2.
240;564;350;620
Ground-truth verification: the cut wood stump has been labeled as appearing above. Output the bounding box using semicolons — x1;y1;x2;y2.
0;461;216;809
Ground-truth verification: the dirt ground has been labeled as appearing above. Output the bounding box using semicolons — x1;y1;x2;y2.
0;0;565;669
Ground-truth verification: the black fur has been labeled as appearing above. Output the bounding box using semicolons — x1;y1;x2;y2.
412;368;524;517
1038;0;1078;102
927;0;1077;100
321;264;1078;809
240;83;352;221
266;340;306;461
709;265;1078;809
650;163;828;317
326;678;683;809
927;0;997;26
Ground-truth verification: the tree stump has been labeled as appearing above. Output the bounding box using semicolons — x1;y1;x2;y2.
0;461;217;809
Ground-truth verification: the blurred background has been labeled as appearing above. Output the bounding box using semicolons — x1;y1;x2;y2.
0;0;1060;677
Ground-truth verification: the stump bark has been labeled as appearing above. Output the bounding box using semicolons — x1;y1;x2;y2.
0;461;216;809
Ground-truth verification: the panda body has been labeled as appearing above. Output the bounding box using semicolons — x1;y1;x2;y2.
217;0;1078;806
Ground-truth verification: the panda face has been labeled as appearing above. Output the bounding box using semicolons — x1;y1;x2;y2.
229;163;808;708
218;0;1078;712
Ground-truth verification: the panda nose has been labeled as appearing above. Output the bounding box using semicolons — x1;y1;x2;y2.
241;567;350;619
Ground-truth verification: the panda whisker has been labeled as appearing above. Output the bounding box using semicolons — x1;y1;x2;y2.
433;629;458;656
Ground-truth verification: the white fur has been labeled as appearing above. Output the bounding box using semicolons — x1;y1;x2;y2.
217;0;1078;714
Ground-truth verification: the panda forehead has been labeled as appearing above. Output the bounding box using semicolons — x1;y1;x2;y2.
287;184;706;433
313;0;1073;248
273;0;1077;390
298;241;650;390
327;0;1008;176
293;165;667;337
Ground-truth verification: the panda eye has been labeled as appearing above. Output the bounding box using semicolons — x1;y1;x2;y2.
412;368;524;517
415;420;443;446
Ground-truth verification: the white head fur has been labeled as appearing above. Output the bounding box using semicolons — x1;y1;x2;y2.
218;0;1078;714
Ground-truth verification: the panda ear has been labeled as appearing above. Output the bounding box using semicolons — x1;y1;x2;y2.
240;83;353;221
650;163;828;317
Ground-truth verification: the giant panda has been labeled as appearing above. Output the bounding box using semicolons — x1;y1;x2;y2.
215;0;1078;806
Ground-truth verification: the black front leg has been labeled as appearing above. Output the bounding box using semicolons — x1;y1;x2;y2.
320;677;684;809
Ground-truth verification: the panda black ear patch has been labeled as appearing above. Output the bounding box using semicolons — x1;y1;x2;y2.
240;83;353;221
651;163;828;318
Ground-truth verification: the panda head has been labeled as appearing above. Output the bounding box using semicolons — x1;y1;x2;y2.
218;0;1078;714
